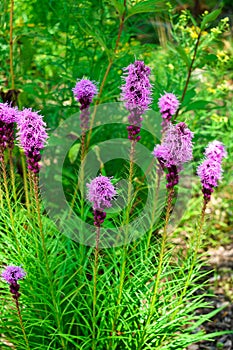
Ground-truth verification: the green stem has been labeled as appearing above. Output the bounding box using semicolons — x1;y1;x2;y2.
0;148;19;251
8;148;17;202
86;0;127;151
92;226;100;350
139;188;174;349
174;198;207;310
145;164;163;256
175;31;202;118
110;140;135;348
9;0;14;89
31;172;66;350
15;298;30;350
20;150;30;213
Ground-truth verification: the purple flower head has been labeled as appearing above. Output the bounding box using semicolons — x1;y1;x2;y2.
158;92;180;121
153;122;194;168
72;79;98;108
0;102;18;151
121;60;152;114
204;140;227;162
16;108;48;173
197;159;223;201
87;175;116;211
1;265;26;284
121;60;152;141
0;102;17;124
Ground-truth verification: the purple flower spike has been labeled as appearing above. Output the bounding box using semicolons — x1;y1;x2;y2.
87;175;116;227
197;140;227;201
153;122;194;188
16;108;48;173
2;265;26;284
72;79;98;107
204;140;227;162
121;60;152;141
72;79;98;131
0;102;18;152
158;92;179;121
2;265;26;300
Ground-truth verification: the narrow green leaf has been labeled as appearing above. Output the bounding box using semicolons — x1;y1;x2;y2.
172;45;191;67
68;143;80;164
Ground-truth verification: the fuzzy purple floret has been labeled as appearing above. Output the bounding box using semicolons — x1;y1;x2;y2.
153;122;194;188
87;175;116;211
0;102;18;151
121;60;152;114
197;159;222;189
16;108;48;173
204;140;227;162
121;60;152;141
72;79;98;132
72;79;98;108
1;265;26;284
197;140;227;201
158;92;180;121
153;122;194;168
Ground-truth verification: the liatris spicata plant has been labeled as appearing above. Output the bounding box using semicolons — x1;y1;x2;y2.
153;122;194;188
121;60;152;142
16;108;48;174
72;78;98;132
1;265;30;349
158;92;180;133
86;175;116;349
0;102;17;154
197;140;227;202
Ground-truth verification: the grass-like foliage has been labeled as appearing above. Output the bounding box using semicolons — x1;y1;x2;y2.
0;1;232;349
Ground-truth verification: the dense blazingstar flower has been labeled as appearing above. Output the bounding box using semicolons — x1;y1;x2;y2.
16;108;48;173
87;175;116;211
0;102;18;151
87;175;116;227
158;92;180;133
121;60;152;141
72;79;98;107
1;265;26;300
158;92;179;121
153;122;194;188
197;140;227;201
72;79;98;131
2;265;26;284
204;140;227;162
153;122;194;168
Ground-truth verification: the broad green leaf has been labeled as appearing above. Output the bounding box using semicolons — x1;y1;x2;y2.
68;143;80;164
126;0;164;19
201;8;222;30
185;100;216;111
111;0;125;16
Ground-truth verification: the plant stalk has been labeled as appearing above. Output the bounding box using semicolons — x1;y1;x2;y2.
92;226;100;350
